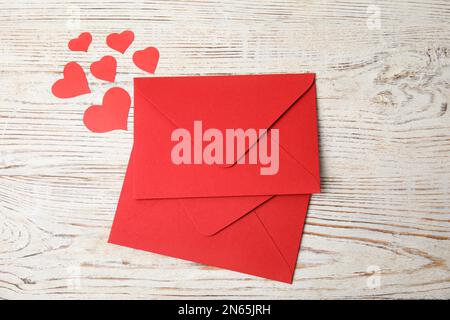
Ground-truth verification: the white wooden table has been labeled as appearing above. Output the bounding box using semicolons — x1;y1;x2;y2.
0;0;449;299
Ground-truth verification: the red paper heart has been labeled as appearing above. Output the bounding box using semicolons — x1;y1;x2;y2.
132;47;159;74
90;56;117;82
83;87;131;133
106;30;134;54
68;32;92;52
51;62;90;99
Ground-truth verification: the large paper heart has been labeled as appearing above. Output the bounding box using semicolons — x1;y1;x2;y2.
68;32;92;52
90;56;117;82
106;30;134;54
132;47;159;74
51;62;90;98
83;87;131;133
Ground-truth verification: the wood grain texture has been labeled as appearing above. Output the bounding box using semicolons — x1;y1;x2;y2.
0;0;449;299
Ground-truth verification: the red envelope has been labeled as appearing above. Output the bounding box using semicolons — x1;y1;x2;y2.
132;73;320;199
109;74;320;283
109;154;311;283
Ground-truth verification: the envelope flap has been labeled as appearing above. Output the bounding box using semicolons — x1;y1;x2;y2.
134;73;315;136
180;196;273;236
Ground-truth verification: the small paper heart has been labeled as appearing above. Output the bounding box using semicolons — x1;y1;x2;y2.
68;32;92;52
106;30;134;54
132;47;159;74
83;87;131;133
90;56;117;82
51;62;90;99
